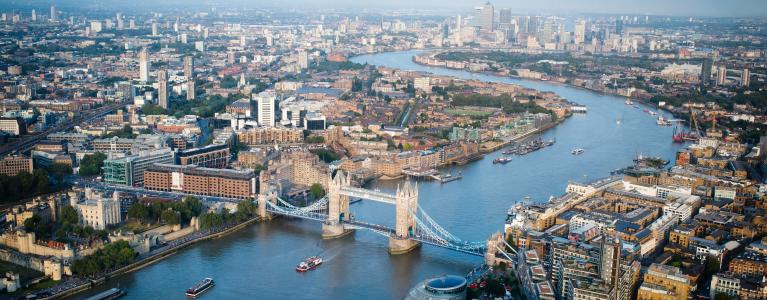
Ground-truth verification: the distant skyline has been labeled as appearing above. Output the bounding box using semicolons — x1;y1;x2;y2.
2;0;767;17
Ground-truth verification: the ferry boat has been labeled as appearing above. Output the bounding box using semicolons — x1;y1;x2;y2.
186;278;214;298
296;256;323;272
625;100;633;105
571;148;584;155
493;156;512;165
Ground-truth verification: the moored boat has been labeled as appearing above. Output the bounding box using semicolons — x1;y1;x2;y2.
86;288;126;300
493;156;512;165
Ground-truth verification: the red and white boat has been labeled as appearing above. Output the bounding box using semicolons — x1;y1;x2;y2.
296;256;323;272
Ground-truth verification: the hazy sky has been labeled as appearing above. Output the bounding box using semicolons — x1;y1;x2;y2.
8;0;767;17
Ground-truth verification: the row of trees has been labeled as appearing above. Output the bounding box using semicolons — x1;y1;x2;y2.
0;165;70;204
71;241;135;276
127;197;204;226
451;93;553;115
198;200;258;230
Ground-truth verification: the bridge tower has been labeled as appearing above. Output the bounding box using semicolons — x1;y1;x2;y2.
323;171;353;239
257;187;278;220
389;181;421;254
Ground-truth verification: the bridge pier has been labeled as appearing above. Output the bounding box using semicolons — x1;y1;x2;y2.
388;236;420;254
324;171;354;239
257;188;277;220
322;223;354;239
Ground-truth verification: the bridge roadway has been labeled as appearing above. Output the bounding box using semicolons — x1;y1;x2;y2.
80;182;488;257
0;102;123;156
264;201;487;257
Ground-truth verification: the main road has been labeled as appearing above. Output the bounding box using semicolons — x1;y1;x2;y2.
72;50;686;300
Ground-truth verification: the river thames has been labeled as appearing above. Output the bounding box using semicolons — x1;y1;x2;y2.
74;50;687;300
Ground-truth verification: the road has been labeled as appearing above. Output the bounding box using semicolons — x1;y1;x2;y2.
0;102;123;156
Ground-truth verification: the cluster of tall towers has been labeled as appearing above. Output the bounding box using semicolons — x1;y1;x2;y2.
136;48;196;109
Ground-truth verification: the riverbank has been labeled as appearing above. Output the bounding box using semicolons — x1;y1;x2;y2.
481;115;569;153
39;217;262;300
409;50;679;116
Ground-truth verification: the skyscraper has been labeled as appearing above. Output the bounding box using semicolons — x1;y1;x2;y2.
615;19;623;35
455;14;463;46
184;56;194;79
499;8;512;27
528;16;539;36
156;70;168;109
574;20;586;44
138;48;150;82
742;68;751;87
256;92;276;127
479;2;494;32
116;13;124;30
31;9;36;22
50;6;57;22
151;22;158;36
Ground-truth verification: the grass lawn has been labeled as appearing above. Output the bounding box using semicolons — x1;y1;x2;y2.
0;260;43;281
9;278;60;297
120;219;161;233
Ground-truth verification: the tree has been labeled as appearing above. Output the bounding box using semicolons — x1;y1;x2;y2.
715;293;734;300
237;200;256;215
79;152;107;176
310;183;326;199
60;205;79;225
141;103;167;115
47;163;72;181
127;204;150;224
484;278;506;297
161;209;181;225
24;215;49;238
311;149;339;163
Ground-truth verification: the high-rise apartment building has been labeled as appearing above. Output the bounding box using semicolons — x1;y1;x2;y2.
701;59;713;86
156;70;168;109
187;81;195;100
138;48;150;82
184;56;194;79
298;51;309;69
716;65;727;86
742;68;751;87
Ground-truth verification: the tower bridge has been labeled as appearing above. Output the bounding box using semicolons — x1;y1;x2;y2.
258;171;518;260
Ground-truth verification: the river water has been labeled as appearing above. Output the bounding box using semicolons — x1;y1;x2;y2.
73;50;686;300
